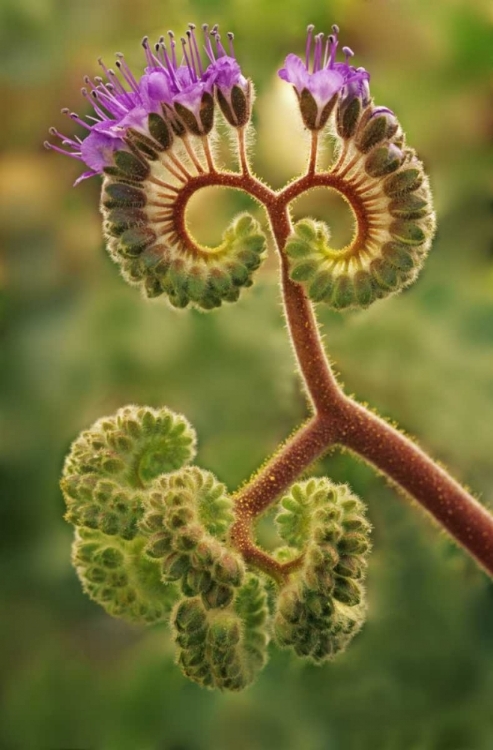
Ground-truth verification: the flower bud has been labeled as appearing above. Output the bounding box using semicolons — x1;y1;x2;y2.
273;478;371;663
171;574;269;691
73;529;179;624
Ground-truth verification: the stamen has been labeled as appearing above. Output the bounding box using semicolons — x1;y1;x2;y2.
189;23;204;75
323;38;330;68
160;42;179;87
305;24;315;68
103;68;125;97
141;36;153;68
326;34;337;68
313;33;324;73
227;31;235;58
85;88;113;121
342;46;354;63
94;82;129;115
44;141;82;159
168;31;177;69
68;112;92;130
202;24;215;63
212;27;227;58
181;36;196;82
115;54;140;92
186;30;199;78
98;57;120;88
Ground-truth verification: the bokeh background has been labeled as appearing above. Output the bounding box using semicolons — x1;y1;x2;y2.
2;0;493;747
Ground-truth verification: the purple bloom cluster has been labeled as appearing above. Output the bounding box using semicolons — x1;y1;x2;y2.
279;24;370;128
45;24;248;184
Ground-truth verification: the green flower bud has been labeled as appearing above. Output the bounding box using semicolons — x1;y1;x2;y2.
147;112;174;150
202;583;234;610
336;96;362;140
73;529;179;624
162;552;190;581
171;575;269;692
174;597;208;633
273;478;371;663
102;183;147;209
63;405;196;494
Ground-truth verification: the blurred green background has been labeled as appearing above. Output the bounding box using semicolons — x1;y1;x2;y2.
2;0;493;747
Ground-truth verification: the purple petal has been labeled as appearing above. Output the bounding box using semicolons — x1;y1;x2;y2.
278;54;310;93
107;106;150;135
139;69;174;107
80;131;122;171
173;83;206;114
308;68;345;106
210;56;247;91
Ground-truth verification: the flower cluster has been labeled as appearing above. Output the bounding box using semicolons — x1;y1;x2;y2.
278;24;370;130
273;479;371;662
45;23;250;183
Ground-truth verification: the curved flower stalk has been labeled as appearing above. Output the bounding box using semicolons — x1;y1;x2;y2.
51;20;493;692
46;24;264;309
279;24;370;131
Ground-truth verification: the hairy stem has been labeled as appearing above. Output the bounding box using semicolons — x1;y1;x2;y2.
308;131;319;175
337;396;493;574
238;127;250;175
171;166;493;579
231;174;493;579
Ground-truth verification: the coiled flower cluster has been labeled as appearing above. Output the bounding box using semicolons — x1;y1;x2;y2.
282;25;435;309
274;479;370;661
61;404;370;690
50;19;443;692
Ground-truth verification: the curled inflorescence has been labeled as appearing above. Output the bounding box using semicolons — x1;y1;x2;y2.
61;404;370;689
280;25;435;309
274;479;371;662
51;20;439;692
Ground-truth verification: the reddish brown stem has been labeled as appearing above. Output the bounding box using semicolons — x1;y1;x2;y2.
244;181;493;578
229;415;337;580
173;165;493;580
336;396;493;573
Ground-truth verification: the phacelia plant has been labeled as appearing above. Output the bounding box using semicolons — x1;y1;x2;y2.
48;22;493;692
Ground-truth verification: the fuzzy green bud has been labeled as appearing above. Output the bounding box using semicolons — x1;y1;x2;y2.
139;467;245;605
171;574;269;692
73;529;179;624
273;478;371;663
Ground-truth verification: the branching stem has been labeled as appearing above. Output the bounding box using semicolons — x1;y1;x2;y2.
308;131;319;175
174;159;493;580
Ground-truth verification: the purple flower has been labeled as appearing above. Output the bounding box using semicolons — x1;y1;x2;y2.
45;23;250;182
278;24;370;129
205;27;251;127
